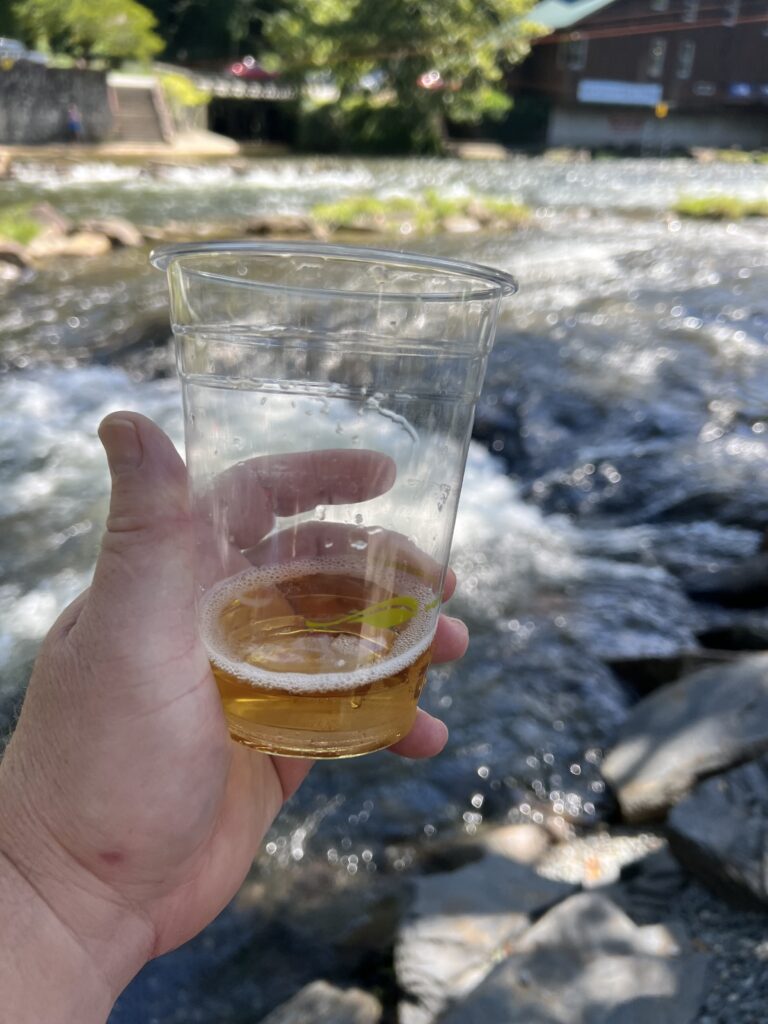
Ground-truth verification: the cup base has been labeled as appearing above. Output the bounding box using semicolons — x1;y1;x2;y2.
225;713;415;758
215;646;431;759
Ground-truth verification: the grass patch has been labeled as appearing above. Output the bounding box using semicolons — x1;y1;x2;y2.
0;204;43;246
312;191;529;234
709;149;768;164
675;195;768;220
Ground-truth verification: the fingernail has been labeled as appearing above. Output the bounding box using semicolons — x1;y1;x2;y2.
445;615;469;635
100;418;142;474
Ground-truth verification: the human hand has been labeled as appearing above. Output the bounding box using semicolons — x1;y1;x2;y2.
0;412;468;1019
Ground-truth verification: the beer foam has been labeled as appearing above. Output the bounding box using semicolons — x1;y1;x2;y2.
200;556;438;693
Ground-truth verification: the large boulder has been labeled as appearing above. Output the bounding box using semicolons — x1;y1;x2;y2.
79;216;144;248
601;655;768;822
28;201;74;235
438;892;710;1024
395;853;574;1024
0;241;31;269
667;755;768;905
244;214;324;239
258;980;381;1024
684;553;768;608
26;230;112;260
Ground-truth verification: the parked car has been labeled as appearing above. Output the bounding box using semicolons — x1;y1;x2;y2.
0;38;26;61
0;38;48;64
226;56;279;81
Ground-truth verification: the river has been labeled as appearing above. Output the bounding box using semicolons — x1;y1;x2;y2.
2;155;768;1021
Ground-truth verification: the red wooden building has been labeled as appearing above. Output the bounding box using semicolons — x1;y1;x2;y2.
511;0;768;149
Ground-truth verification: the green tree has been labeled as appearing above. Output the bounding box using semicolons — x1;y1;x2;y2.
13;0;164;62
142;0;281;63
264;0;543;152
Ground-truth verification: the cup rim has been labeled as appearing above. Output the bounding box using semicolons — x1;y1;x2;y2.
149;240;517;302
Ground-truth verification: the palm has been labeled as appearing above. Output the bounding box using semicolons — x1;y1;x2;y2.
2;413;461;962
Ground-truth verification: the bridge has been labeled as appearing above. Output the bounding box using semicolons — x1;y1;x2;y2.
185;73;297;102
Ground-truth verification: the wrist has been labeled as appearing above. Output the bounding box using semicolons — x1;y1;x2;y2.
0;846;118;1024
0;765;152;1021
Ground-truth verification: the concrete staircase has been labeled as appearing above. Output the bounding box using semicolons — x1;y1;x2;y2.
110;83;170;143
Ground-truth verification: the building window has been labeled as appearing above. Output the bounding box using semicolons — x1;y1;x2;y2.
676;39;696;79
646;37;668;78
559;37;589;71
723;0;739;24
682;0;699;21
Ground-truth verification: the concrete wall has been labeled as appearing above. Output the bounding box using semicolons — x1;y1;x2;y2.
548;106;768;152
0;63;113;144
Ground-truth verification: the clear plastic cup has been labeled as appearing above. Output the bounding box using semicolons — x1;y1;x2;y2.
151;242;515;757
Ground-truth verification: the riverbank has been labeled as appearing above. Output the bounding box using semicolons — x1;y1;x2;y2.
0;129;264;164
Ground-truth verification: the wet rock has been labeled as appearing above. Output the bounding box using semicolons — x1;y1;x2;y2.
607;652;737;696
442;215;482;234
667;756;768;906
79;217;144;248
244;214;324;239
0;241;30;269
28;201;73;235
601;655;768;822
395;853;574;1024
26;230;112;260
439;892;710;1024
535;831;665;889
465;198;494;225
0;262;21;284
603;846;691;924
684;553;768;608
482;823;551;864
138;220;229;242
258;980;381;1024
697;619;768;652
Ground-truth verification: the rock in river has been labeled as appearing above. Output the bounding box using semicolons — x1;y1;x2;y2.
684;553;768;609
0;240;30;269
79;217;145;248
26;230;112;260
601;655;768;822
667;755;768;906
395;853;574;1024
258;980;381;1024
439;892;710;1024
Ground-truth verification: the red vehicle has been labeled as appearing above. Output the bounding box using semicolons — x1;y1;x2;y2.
227;55;279;81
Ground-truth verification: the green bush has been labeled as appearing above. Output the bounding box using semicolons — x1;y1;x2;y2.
312;191;529;234
0;204;42;245
295;103;343;154
675;195;768;220
160;72;211;109
296;97;443;156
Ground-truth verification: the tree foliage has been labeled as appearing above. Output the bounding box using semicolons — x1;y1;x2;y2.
13;0;164;62
141;0;281;62
264;0;543;128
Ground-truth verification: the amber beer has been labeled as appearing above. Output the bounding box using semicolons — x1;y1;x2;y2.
201;556;436;757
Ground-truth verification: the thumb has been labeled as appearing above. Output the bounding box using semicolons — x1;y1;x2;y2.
78;412;199;665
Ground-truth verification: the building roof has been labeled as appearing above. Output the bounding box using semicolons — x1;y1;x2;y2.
528;0;618;31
